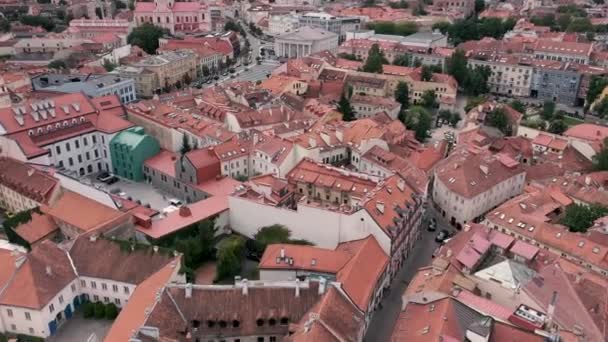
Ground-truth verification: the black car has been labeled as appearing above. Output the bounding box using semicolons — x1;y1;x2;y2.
427;219;437;232
96;171;110;181
105;176;119;185
435;229;451;243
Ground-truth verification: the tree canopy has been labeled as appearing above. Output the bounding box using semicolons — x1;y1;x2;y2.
393;53;412;67
366;21;418;36
445;17;517;45
402;106;432;142
421;65;433;81
487;108;511;135
20;15;54;31
587;76;608;105
420;90;438;109
560;203;608;232
447;49;468;85
541;100;556;121
337;93;356;121
394;81;410;110
462;65;491;96
593;138;608;171
127;23;167;54
509;100;526;114
362;44;388;73
216;236;245;281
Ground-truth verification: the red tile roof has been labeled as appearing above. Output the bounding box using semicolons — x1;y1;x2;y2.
0;157;59;205
136;196;229;240
14;213;58;245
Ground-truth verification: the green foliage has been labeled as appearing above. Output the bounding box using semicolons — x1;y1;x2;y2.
420;89;437;109
432;21;451;35
547;119;567;134
462;65;491;96
394;81;410;109
445;17;515;45
3;208;38;251
393;53;412;66
567;17;593;32
362;0;375;7
447;49;468;85
530;14;556;27
48;60;67;70
593;138;608;171
464;95;488;112
20;15;55;31
521;118;546;130
541;100;556;121
0;19;9;33
216;236;245;281
557;4;587;17
253;225;291;253
14;335;43;342
114;0;127;9
509;100;526;114
102;59;117;72
388;0;408;9
487;108;511;135
587;75;608;105
366;21;418;36
560;203;608;232
94;302;106;319
104;303;119;320
402;106;432;142
224;20;244;35
180;134;192;155
412;2;427;16
362;44;388;73
338;53;361;61
336;93;355;121
421;65;433;81
474;0;485;13
448;112;461;127
127;23;166;54
594;97;608;118
83;302;95;318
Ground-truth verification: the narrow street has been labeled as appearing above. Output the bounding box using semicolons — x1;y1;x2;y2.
364;206;455;341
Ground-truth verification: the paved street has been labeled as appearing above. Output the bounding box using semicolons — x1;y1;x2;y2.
231;62;279;82
364;206;455;341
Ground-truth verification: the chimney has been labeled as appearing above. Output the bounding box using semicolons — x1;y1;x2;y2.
546;291;558;332
242;278;249;296
89;235;97;242
585;176;591;186
463;224;471;232
14;255;26;268
27;168;35;177
318;277;327;295
45;266;52;276
295;278;300;297
253;132;259;146
446;248;453;258
179;206;191;217
153;245;159;253
185;283;192;298
280;247;285;259
376;201;385;214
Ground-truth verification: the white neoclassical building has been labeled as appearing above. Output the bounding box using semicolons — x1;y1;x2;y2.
274;26;338;58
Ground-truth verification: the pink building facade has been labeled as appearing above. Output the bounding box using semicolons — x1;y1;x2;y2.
134;0;211;34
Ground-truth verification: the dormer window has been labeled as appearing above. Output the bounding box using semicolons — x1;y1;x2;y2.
232;320;240;328
207;320;215;328
28;129;33;136
256;319;264;327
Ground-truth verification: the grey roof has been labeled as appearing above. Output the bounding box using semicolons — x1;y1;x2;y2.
467;317;494;337
452;300;485;334
31;73;133;94
276;26;338;41
403;31;446;43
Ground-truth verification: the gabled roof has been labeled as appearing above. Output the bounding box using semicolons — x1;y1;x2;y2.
0;241;76;309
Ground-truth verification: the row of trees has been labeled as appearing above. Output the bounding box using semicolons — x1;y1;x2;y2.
446;50;491;96
83;302;119;320
433;17;517;45
126;23;168;54
365;21;418;37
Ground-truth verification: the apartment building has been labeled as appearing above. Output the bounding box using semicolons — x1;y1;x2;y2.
468;55;534;97
0;93;134;176
350;94;401;119
0;157;61;213
31;73;137;104
109;127;160;181
532;40;593;65
268;13;300;35
530;60;582;105
116;50;197;98
432;0;475;17
134;0;211;34
13;38;89;55
433;148;526;228
67;18;131;39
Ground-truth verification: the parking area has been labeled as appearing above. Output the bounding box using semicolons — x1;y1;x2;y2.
87;175;173;211
47;312;113;342
231;62;280;83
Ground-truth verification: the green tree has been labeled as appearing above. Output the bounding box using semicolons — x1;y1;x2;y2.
127;23;166;54
362;43;388;73
48;60;67;70
337;93;356;121
202;65;210;77
465;95;488;112
180;134;192;155
421;65;433;81
216;236;245;281
338;53;361;61
462;65;491;96
587;75;608;105
20;15;55;31
104;303;119;320
394;81;410;109
114;0;127;9
447;49;468;85
363;0;375;7
0;18;10;32
102;59;117;72
530;14;556;27
94;302;106;319
224;20;241;33
403;106;432;142
421;89;438;109
557;14;572;31
393;53;412;67
560;203;608;232
254;224;291;252
509;100;526;114
366;21;418;36
83;302;95;318
95;7;103;19
449;112;461;127
567;17;593;32
487;108;511;135
541;100;555;121
593;138;608;171
432;21;451;35
547;119;567;134
128;0;135;10
474;0;485;14
594;97;608;118
388;0;408;8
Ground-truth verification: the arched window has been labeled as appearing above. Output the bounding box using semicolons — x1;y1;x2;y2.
280;317;289;325
28;130;33;136
218;320;227;328
232;320;240;328
269;318;276;326
207;320;215;328
256;319;264;327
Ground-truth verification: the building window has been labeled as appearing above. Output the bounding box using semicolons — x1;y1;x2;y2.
10;324;15;331
59;295;64;304
91;281;97;289
93;295;99;302
112;284;118;292
103;297;109;303
92;135;97;144
56;146;61;154
28;328;34;334
124;286;130;294
66;142;71;152
71;283;76;292
81;280;86;287
75;140;80;148
25;312;31;320
6;309;13;317
101;283;108;291
49;304;55;313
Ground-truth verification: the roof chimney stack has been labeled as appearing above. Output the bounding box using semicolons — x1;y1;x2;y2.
185;283;192;298
242;278;249;296
318;277;327;295
45;266;52;276
179;206;191;217
280;247;285;259
295;278;300;297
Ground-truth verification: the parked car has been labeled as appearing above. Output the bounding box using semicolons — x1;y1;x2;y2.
96;171;111;182
427;218;437;231
105;176;119;185
435;229;451;243
169;198;183;207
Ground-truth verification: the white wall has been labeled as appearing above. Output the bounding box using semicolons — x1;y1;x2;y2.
79;276;135;307
228;196;392;256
